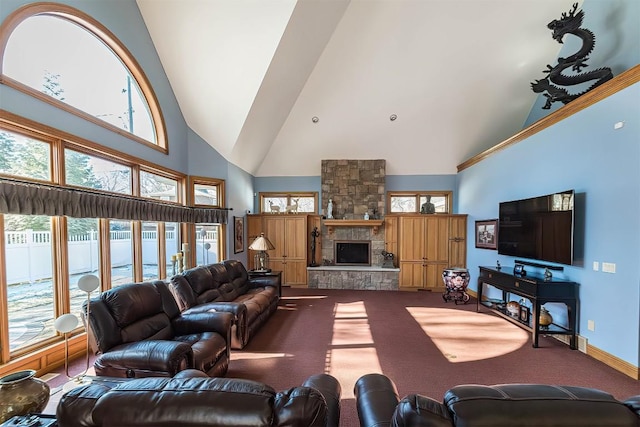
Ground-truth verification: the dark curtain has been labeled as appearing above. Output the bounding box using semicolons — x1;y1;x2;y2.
0;179;228;224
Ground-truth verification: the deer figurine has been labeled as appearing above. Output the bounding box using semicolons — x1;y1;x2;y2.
285;198;299;214
269;201;280;214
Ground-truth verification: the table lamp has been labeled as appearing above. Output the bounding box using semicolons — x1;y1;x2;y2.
248;233;275;272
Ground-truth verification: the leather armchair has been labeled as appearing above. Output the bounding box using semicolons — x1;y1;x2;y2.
85;280;232;378
354;373;640;427
56;370;342;427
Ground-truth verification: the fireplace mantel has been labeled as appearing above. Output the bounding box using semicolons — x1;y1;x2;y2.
324;219;384;235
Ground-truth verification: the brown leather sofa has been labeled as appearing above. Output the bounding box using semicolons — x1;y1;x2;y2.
56;370;342;427
354;373;640;427
169;259;280;349
85;280;232;378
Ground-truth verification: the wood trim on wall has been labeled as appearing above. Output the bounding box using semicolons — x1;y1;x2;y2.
457;64;640;172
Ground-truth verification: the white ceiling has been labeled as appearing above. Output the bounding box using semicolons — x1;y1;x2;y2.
136;0;582;176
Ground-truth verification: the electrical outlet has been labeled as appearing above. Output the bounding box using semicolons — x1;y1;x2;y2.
602;262;616;273
587;320;595;331
592;261;599;271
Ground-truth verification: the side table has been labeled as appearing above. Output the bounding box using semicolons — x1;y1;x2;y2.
248;270;282;297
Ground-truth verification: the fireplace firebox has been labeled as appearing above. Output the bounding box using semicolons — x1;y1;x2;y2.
335;240;371;266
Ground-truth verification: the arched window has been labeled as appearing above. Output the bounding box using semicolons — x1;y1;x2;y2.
0;3;167;151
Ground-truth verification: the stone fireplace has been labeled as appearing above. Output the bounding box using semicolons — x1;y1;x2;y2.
307;159;399;291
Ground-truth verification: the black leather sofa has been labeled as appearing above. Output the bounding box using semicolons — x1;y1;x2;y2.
56;370;342;427
354;373;640;427
169;259;280;349
85;280;232;378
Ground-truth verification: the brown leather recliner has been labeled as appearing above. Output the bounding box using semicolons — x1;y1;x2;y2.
354;373;640;427
85;280;232;378
169;259;280;349
56;370;342;427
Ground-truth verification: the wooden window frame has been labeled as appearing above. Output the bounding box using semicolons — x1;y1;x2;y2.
0;3;168;152
387;191;453;214
0;111;190;370
258;192;318;214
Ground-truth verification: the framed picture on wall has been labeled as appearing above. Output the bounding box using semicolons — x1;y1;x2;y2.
234;216;244;254
475;219;498;249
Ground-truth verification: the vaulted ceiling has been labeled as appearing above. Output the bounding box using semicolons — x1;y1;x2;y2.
136;0;582;177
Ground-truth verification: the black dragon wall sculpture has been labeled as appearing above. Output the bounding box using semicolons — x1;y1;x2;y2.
531;3;613;109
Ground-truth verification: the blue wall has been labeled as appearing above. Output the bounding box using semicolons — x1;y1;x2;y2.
458;82;640;366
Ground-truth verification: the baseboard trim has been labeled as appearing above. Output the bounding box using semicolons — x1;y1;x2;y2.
587;344;639;380
467;288;639;380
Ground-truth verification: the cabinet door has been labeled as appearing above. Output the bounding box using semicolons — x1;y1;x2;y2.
283;259;307;286
263;216;286;259
448;215;467;268
425;216;449;262
399;217;426;261
399;261;425;288
425;262;448;290
284;216;307;260
384;215;398;266
246;216;264;270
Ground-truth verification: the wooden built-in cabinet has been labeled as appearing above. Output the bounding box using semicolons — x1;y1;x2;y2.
246;214;319;287
383;215;398;267
392;214;467;291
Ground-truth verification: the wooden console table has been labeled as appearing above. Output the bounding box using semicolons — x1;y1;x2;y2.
477;266;578;349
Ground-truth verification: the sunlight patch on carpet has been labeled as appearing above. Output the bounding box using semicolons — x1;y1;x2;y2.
406;307;528;363
327;301;382;398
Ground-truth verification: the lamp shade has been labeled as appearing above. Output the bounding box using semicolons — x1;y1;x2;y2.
249;233;275;251
54;314;79;333
77;274;100;293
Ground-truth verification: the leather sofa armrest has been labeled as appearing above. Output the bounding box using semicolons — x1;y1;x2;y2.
393;394;452;427
56;382;114;427
354;373;400;427
249;274;281;294
623;395;640;416
95;340;192;378
185;302;248;346
302;374;342;427
172;311;233;338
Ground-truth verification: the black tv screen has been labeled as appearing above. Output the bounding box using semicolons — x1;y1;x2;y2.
498;190;575;265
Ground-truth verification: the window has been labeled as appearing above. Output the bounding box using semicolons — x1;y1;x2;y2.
65;148;132;194
141;222;159;281
190;177;224;208
165;222;181;277
195;225;220;266
0;4;167;150
67;217;100;318
0;129;51;181
388;191;452;214
259;192;317;214
4;214;56;352
108;220;133;286
140;171;178;202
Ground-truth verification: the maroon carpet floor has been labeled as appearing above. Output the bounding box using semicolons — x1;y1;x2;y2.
45;287;640;426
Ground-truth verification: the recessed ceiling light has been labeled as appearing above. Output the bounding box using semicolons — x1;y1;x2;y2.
312;116;319;123
390;114;397;121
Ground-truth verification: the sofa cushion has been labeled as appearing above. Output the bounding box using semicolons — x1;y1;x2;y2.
102;282;164;327
91;377;277;426
444;384;639;426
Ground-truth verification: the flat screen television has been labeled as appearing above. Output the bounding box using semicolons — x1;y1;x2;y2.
498;190;575;265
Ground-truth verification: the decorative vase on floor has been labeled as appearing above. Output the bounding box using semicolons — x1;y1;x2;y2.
0;370;50;423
